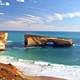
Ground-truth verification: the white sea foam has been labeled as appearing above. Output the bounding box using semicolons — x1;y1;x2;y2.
7;40;13;43
0;55;80;80
73;43;80;47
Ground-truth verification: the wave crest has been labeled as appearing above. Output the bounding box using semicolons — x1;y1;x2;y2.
0;55;80;80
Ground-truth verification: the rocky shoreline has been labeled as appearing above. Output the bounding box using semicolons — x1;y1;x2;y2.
0;63;65;80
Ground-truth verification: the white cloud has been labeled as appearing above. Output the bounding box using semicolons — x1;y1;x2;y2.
1;20;80;31
0;14;55;31
0;13;4;15
47;12;80;21
54;13;64;20
22;12;80;23
18;14;44;24
0;21;56;31
16;0;24;2
3;21;24;27
0;0;1;2
29;24;80;32
5;2;10;6
0;1;10;6
1;13;80;31
0;15;44;29
67;12;80;18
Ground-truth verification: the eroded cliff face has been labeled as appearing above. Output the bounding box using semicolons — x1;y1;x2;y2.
0;32;8;50
24;34;73;47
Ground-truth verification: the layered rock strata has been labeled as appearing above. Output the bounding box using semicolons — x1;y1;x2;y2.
0;32;8;50
24;34;73;47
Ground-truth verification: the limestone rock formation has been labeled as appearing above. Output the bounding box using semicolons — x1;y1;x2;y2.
24;34;73;47
0;32;8;50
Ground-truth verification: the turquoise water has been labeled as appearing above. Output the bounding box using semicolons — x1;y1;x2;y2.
0;31;80;66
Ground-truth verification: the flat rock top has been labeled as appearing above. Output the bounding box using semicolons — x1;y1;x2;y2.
0;63;65;80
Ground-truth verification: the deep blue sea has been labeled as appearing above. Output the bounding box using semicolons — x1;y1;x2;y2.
0;31;80;80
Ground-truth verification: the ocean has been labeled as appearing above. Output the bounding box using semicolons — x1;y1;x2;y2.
0;31;80;80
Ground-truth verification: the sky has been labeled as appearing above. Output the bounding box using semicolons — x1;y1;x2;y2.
0;0;80;31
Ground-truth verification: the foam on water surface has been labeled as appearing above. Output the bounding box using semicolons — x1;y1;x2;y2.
0;55;79;80
7;40;13;43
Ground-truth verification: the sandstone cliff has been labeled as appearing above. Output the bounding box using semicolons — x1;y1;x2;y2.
0;32;8;50
24;34;73;47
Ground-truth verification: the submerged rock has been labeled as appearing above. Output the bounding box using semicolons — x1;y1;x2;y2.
24;34;73;47
0;32;8;50
0;63;65;80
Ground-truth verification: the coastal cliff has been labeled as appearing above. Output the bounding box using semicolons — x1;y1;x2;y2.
0;63;65;80
24;34;73;47
0;32;8;50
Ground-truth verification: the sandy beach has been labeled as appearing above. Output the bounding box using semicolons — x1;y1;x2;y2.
27;76;65;80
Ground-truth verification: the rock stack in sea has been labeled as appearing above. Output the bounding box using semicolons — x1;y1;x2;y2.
24;34;73;47
0;32;8;50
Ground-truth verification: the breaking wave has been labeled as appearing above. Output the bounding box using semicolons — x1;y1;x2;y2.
7;40;14;43
73;43;80;47
0;55;80;80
